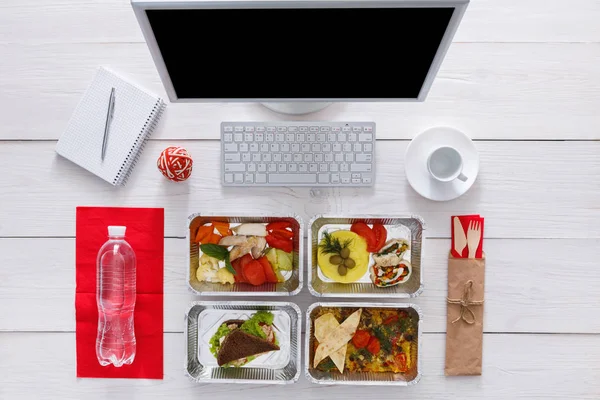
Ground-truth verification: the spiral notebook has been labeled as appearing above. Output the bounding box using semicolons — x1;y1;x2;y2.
56;66;166;186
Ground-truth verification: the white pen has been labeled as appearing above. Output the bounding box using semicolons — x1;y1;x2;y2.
101;87;116;160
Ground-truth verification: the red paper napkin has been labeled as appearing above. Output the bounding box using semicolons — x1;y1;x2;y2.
451;214;484;258
75;206;164;379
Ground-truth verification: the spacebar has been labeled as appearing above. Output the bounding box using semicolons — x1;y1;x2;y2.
268;174;317;184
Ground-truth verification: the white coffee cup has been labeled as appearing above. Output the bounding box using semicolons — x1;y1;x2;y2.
427;146;468;182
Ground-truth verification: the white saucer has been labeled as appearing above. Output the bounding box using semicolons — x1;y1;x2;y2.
404;126;479;201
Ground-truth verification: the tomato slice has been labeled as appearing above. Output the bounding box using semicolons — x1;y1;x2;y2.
242;259;266;286
371;224;387;252
230;257;246;283
266;233;293;253
394;353;407;372
266;221;292;231
366;336;380;354
257;256;279;283
350;222;377;252
384;314;399;325
352;329;371;348
271;228;294;240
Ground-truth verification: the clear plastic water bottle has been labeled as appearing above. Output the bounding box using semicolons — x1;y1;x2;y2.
96;225;137;367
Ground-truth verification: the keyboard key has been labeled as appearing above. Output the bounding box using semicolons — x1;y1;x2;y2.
353;126;362;132
225;164;246;172
258;163;267;172
256;126;266;132
359;133;373;142
273;153;282;162
223;143;238;152
304;154;313;162
250;143;259;152
340;163;349;172
320;126;330;131
291;143;300;152
322;143;331;152
302;143;310;152
364;126;373;132
335;153;344;162
224;133;233;142
244;126;254;132
256;173;267;183
255;133;264;142
276;133;284;142
268;163;277;172
299;163;308;172
239;143;248;152
223;126;233;132
330;163;339;172
349;133;357;142
332;126;341;132
234;133;243;142
297;133;305;142
341;173;351;183
331;173;340;183
224;173;234;183
342;126;351;132
289;163;297;172
234;126;244;132
248;163;257;172
293;153;302;162
319;173;329;183
317;134;326;142
270;143;280;152
312;143;321;152
351;164;372;172
277;126;287;132
299;126;308;132
224;153;240;162
354;143;362;152
309;163;318;172
242;153;251;162
364;143;373;152
269;174;317;184
262;153;272;162
328;133;336;142
343;143;352;152
345;153;354;162
352;178;361;184
266;133;274;142
320;163;328;172
289;126;298;132
267;126;276;132
244;133;253;141
333;143;342;152
286;133;295;142
281;143;290;152
278;163;287;172
245;173;254;183
260;143;269;152
284;153;292;162
307;133;316;141
309;126;319;132
338;133;347;142
315;154;324;162
234;173;244;183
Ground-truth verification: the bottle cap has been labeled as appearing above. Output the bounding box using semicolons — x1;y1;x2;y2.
108;226;126;237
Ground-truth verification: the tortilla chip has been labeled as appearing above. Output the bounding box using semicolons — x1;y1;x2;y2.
314;313;345;373
313;308;362;367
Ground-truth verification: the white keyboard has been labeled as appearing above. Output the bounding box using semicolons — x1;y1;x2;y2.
221;121;375;187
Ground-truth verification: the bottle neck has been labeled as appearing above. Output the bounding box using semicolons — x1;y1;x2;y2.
108;235;125;240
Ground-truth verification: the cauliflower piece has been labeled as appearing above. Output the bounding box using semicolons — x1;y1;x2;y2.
197;254;220;282
216;267;235;284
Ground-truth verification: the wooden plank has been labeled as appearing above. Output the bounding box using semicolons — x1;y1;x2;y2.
1;0;600;44
2;237;600;333
1;331;599;399
0;140;599;239
2;42;600;140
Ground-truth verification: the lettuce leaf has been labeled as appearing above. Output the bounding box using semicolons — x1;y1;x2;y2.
240;311;274;339
209;323;233;357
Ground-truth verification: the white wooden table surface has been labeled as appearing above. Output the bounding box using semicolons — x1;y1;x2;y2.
2;0;600;398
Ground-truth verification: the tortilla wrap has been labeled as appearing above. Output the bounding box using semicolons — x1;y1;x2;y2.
313;308;362;367
314;313;346;373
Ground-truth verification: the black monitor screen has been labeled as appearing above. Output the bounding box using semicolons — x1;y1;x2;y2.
145;7;455;99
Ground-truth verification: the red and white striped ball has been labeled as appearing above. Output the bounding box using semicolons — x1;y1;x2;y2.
157;146;193;182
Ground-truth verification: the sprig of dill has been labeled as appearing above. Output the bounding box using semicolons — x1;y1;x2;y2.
318;230;353;255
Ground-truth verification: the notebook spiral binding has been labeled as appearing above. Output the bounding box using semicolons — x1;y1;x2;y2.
113;98;167;186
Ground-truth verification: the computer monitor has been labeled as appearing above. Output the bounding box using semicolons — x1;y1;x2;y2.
131;0;469;115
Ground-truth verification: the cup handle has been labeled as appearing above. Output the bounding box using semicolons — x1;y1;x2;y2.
457;173;468;182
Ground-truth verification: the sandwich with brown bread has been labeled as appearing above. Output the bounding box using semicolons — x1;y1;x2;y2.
209;310;280;367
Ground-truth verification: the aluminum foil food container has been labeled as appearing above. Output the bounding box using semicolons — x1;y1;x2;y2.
187;213;303;296
304;302;422;386
185;301;302;384
307;215;424;297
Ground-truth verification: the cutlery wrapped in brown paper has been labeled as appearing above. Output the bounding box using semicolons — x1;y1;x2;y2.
445;252;485;376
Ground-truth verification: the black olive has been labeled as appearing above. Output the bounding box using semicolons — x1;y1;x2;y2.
405;334;413;342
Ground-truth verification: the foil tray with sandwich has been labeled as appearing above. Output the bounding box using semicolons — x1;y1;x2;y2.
185;301;301;384
187;213;304;296
305;302;422;385
308;215;425;298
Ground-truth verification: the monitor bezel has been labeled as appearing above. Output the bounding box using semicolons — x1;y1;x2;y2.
131;0;469;103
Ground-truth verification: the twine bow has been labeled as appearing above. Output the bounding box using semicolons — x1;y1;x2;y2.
447;280;484;324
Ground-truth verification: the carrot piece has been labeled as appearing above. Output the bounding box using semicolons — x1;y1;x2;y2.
212;221;232;236
204;233;222;245
242;260;266;286
195;225;213;243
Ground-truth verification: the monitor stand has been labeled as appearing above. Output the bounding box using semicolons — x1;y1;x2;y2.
261;102;332;115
